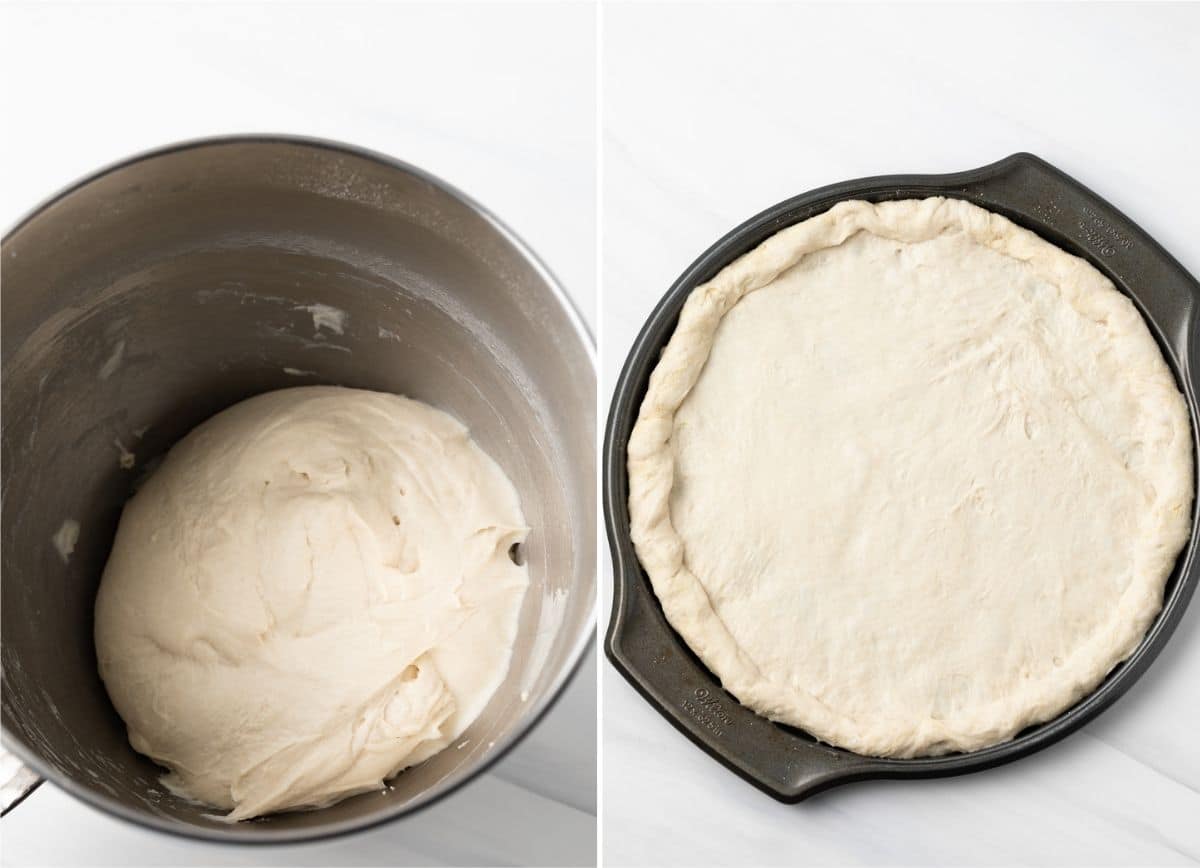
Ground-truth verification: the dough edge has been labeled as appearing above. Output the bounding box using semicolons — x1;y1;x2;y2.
626;197;1194;758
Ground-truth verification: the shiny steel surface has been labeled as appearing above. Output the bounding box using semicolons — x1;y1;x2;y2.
1;136;596;842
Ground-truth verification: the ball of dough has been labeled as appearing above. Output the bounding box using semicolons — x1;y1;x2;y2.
95;386;530;820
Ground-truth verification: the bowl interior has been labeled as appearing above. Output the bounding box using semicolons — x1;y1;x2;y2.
1;139;595;840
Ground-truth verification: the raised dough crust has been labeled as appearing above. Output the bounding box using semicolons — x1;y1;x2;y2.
628;198;1193;757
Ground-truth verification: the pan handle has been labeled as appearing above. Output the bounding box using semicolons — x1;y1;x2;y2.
0;748;44;816
606;576;886;802
960;153;1200;329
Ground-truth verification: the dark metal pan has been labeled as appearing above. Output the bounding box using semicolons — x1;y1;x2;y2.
603;153;1200;802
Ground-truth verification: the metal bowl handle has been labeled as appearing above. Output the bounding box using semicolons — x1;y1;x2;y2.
0;748;43;816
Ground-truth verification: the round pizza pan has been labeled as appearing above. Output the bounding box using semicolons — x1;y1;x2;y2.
603;152;1200;801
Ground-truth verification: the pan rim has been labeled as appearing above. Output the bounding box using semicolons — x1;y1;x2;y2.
603;151;1200;801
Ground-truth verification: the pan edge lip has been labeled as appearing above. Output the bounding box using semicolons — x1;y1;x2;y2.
603;151;1200;799
1;133;598;844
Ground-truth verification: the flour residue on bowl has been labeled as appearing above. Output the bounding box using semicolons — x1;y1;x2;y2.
52;519;80;564
520;587;568;697
298;303;347;336
98;340;125;380
260;323;352;354
113;438;136;470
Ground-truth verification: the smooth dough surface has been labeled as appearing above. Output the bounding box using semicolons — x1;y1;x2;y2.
95;386;529;820
628;198;1193;758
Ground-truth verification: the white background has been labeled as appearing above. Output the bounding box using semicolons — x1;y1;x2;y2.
0;2;596;866
603;3;1200;866
6;1;1200;866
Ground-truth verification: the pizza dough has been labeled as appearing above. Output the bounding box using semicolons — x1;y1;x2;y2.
95;386;530;820
628;198;1193;758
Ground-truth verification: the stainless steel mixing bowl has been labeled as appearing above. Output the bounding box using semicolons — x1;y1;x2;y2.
0;136;596;842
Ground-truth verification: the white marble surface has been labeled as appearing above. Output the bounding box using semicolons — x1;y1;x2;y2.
0;3;595;866
601;3;1200;866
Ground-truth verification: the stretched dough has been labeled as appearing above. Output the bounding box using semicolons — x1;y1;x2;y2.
628;198;1193;757
95;386;529;819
